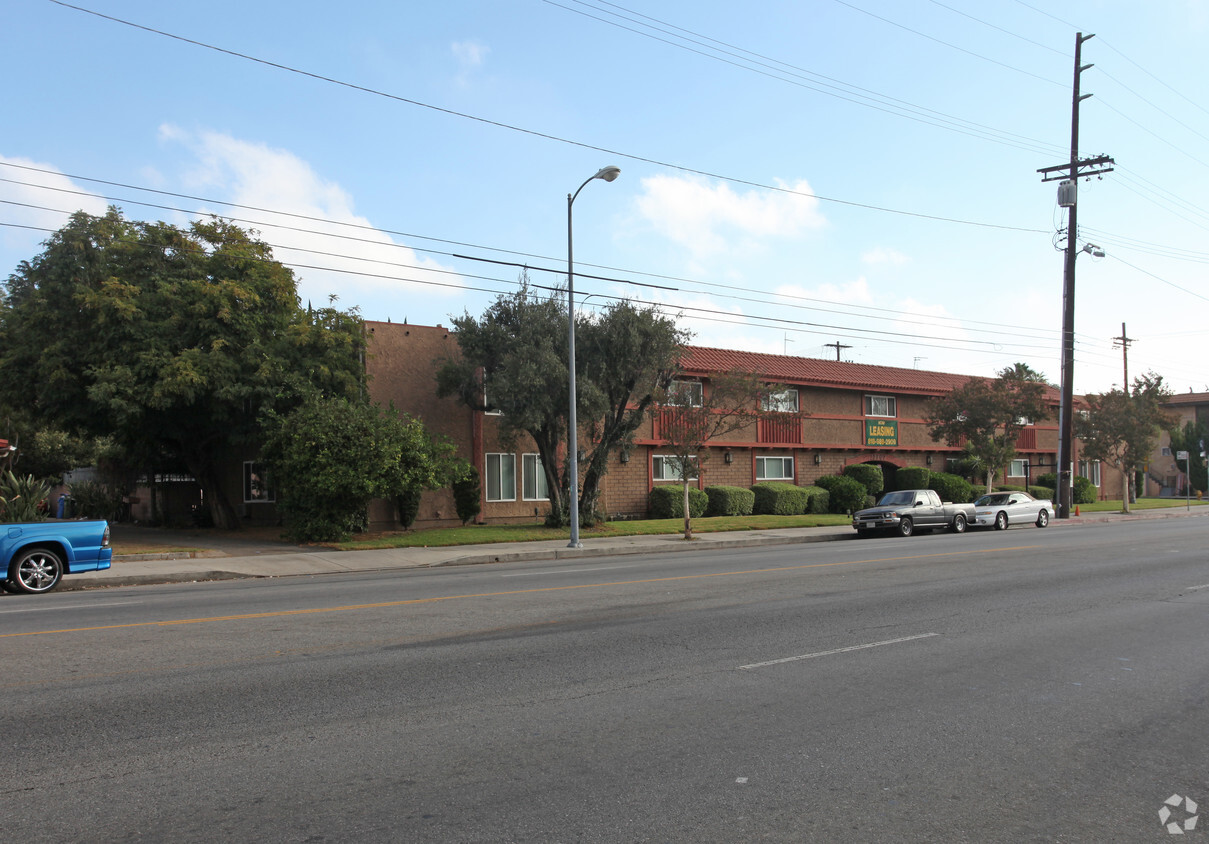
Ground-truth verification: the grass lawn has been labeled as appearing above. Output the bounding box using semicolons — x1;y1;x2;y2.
332;512;853;551
1077;497;1209;513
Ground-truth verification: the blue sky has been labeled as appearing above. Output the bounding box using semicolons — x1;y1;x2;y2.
3;1;1207;395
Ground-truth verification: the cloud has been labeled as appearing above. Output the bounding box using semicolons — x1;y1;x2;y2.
160;126;463;310
451;40;489;85
634;175;826;258
0;154;108;259
861;246;910;266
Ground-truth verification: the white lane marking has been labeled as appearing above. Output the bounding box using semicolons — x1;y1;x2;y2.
739;633;940;670
0;600;143;614
500;566;636;578
1185;583;1209;592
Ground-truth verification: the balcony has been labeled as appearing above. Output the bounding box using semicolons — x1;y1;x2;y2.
1015;428;1037;450
758;417;802;445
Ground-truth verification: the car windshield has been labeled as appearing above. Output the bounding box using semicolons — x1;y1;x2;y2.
878;491;916;506
975;494;1010;506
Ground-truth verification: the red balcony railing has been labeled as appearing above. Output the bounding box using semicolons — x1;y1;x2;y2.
758;416;803;444
1015;428;1037;450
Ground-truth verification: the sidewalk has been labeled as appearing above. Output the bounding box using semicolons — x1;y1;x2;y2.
61;506;1209;591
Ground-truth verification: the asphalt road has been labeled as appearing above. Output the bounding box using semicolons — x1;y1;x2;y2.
3;519;1207;842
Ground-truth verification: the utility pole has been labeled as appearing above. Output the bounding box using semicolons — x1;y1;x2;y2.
1112;322;1133;394
1037;32;1114;519
824;341;852;362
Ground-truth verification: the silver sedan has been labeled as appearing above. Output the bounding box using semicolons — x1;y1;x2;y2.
972;491;1051;530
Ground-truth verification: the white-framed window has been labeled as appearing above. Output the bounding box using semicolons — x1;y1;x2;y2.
522;453;548;501
756;456;794;481
865;395;897;417
483;372;502;416
1008;459;1029;478
762;387;799;413
1015;416;1033;427
667;379;703;407
1078;459;1101;486
485;453;516;501
653;454;698;481
243;461;274;503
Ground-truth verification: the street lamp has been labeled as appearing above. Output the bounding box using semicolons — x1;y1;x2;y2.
566;165;620;548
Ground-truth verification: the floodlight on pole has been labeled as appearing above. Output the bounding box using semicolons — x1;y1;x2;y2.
566;165;620;548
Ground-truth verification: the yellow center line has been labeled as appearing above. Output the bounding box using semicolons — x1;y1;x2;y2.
2;545;1041;639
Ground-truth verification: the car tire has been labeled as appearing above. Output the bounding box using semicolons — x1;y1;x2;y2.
9;548;64;594
898;518;914;537
994;511;1008;531
1036;509;1049;528
951;514;967;533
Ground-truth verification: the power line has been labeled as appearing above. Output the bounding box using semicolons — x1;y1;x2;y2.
41;0;1048;236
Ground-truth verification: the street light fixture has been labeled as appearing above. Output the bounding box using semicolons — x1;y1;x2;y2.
566;165;620;548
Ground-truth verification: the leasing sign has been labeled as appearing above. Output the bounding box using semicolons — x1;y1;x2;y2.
865;419;899;447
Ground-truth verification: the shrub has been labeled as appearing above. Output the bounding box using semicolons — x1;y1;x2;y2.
995;484;1027;493
1029;485;1055;501
928;472;974;504
396;484;422;529
649;485;708;519
0;471;51;523
800;485;829;514
69;480;125;521
705;485;755;517
1073;476;1097;504
1036;472;1058;489
815;475;866;513
843;463;884;498
453;467;482;525
751;482;809;515
894;467;931;491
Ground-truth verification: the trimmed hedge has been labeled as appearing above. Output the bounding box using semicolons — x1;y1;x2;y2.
928;471;974;504
1073;475;1097;504
813;474;867;513
894;466;931;491
649;485;708;519
800;485;830;514
843;463;884;498
705;485;755;517
1036;472;1058;489
1029;485;1055;501
751;482;810;515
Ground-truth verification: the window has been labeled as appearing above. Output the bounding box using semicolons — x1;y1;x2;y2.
653;454;698;481
1008;459;1029;478
756;456;794;481
522;453;548;501
1078;459;1101;486
865;395;897;417
762;387;799;413
243;461;274;503
482;372;502;416
1162;446;1172;457
485;453;516;501
667;379;703;407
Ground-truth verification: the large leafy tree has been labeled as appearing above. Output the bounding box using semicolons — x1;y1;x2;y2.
0;208;365;528
437;282;684;527
262;397;466;542
1075;372;1175;511
925;363;1052;493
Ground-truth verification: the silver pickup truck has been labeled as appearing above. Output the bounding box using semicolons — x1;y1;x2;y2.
852;489;977;537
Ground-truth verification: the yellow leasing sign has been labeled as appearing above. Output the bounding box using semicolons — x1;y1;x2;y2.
865;419;898;447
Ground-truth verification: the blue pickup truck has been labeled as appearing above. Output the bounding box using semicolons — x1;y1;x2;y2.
2;520;113;594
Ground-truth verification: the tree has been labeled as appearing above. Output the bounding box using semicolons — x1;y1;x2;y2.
925;364;1052;493
0;209;366;528
437;282;684;527
1168;420;1209;496
651;369;784;540
1075;372;1175;512
261;396;466;541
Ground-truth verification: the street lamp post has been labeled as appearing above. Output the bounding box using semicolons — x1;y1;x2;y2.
566;165;620;548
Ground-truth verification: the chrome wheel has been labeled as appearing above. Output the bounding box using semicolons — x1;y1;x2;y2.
1036;509;1049;528
11;548;64;594
994;511;1008;531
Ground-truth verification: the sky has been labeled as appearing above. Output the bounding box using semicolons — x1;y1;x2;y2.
3;0;1208;396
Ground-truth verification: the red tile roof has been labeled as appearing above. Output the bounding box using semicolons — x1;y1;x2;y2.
679;345;1062;403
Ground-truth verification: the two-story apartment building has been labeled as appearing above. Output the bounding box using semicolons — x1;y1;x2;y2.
363;321;1080;527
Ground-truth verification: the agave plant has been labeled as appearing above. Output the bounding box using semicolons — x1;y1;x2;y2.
0;471;52;523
